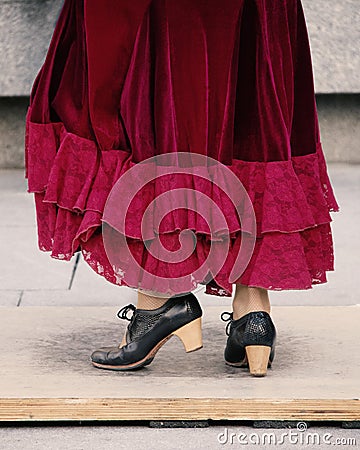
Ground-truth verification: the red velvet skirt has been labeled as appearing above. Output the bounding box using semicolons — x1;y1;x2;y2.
25;0;340;296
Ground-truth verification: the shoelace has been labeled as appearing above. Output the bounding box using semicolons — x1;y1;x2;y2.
117;304;136;321
220;311;233;336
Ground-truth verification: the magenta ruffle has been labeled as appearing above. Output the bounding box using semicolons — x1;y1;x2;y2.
25;109;339;296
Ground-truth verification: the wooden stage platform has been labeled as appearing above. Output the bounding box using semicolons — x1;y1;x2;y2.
0;306;359;422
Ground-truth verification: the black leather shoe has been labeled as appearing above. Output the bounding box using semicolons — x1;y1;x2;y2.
91;293;203;371
221;311;276;377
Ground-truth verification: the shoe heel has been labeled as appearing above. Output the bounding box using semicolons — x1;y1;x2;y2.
173;317;203;352
245;345;271;377
118;332;127;349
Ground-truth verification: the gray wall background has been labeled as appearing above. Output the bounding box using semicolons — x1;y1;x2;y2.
0;0;359;167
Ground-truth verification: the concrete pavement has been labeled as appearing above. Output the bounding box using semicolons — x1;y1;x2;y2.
0;425;358;450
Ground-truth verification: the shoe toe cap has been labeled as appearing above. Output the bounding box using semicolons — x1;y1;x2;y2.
91;347;113;364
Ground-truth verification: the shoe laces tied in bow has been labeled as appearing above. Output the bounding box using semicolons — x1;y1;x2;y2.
117;304;136;321
220;311;234;336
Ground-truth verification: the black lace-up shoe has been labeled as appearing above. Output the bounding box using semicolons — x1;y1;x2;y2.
221;311;276;377
91;293;203;371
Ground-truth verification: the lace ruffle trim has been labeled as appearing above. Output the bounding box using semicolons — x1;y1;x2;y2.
25;110;340;295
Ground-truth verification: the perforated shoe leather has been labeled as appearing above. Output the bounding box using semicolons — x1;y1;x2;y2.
91;292;202;370
221;311;276;366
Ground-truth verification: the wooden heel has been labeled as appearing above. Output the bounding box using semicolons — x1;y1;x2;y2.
118;332;127;349
172;317;203;352
245;345;271;377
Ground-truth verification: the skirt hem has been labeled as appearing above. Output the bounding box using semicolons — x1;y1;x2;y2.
26;111;339;296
